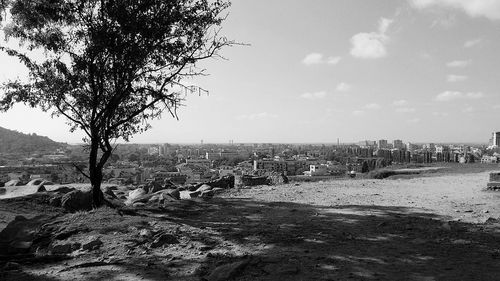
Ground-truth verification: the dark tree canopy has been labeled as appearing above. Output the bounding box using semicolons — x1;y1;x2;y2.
0;0;232;206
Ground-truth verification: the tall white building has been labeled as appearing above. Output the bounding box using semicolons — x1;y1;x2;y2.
493;132;500;147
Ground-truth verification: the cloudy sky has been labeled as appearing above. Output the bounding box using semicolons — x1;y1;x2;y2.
1;0;500;144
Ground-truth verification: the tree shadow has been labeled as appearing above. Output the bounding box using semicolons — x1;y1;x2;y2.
4;197;500;280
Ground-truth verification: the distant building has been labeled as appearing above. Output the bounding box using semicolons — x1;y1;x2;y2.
393;139;404;149
377;139;388;149
186;159;211;168
253;159;308;176
492;132;500;147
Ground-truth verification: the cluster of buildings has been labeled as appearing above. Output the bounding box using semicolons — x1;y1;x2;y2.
1;133;499;186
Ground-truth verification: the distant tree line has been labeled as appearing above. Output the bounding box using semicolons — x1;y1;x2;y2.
0;126;63;154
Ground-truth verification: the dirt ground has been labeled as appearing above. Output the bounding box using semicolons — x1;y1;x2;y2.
1;169;500;280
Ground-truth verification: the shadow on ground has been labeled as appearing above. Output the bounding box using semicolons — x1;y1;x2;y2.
2;196;500;281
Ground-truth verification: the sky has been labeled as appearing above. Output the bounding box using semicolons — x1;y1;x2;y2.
1;0;500;144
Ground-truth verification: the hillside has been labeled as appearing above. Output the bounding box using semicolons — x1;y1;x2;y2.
0;126;63;154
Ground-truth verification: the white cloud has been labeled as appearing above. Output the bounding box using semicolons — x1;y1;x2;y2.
446;60;470;67
396;107;416;113
393;99;408;106
465;92;484;99
327;56;342;65
447;74;468;82
435;91;463;101
432;112;449;117
352;110;365;116
407;118;420;123
237;112;278;120
430;15;457;29
336;82;352;92
350;17;393;59
434;91;484;101
493;104;500;109
302;53;324;65
462;106;475;113
364;103;381;110
302;53;341;65
410;0;500;20
464;38;482;48
378;18;394;33
300;91;328;100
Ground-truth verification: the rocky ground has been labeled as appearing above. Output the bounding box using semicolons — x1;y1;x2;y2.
1;169;500;280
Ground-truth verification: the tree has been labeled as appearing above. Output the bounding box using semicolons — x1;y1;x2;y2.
0;0;232;207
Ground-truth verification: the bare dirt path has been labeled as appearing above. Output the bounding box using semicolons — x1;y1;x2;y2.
1;171;500;280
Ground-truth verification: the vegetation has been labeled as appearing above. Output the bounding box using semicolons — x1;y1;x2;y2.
0;0;232;207
0;126;62;154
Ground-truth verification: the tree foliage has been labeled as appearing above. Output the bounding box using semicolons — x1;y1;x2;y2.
0;0;232;206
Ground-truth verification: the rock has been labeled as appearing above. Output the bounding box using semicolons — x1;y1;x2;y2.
200;190;215;198
267;173;289;185
133;202;146;207
82;236;103;251
150;233;179;248
484;217;499;224
128;188;147;201
212;188;225;194
103;186;118;192
186;184;199;191
52;186;76;194
196;184;213;193
61;190;92;212
0;215;48;255
452;239;471;245
241;175;269;187
189;191;201;198
36;184;47;192
3;262;21;271
165;188;180;200
103;188;118;199
139;229;152;237
49;195;62;207
144;181;166;194
263;263;299;275
207;260;249;281
0;187;6;195
50;242;81;254
207;175;235;189
442;222;452;231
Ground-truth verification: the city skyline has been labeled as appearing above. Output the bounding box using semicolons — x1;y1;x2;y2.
1;0;500;143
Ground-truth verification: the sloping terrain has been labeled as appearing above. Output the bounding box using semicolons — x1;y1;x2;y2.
1;172;500;280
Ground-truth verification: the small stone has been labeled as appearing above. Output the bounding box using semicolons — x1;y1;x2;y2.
150;233;179;248
3;262;20;271
139;229;152;237
442;222;451;230
82;236;103;251
207;260;249;281
50;242;81;254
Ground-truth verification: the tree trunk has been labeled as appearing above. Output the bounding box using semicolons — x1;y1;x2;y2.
89;137;104;208
90;168;104;208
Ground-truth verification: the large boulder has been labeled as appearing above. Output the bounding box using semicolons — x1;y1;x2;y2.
0;215;49;255
127;188;147;201
196;184;213;193
144;181;165;194
51;186;76;194
241;175;269;186
267;173;289;185
61;190;92;212
207;175;235;189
